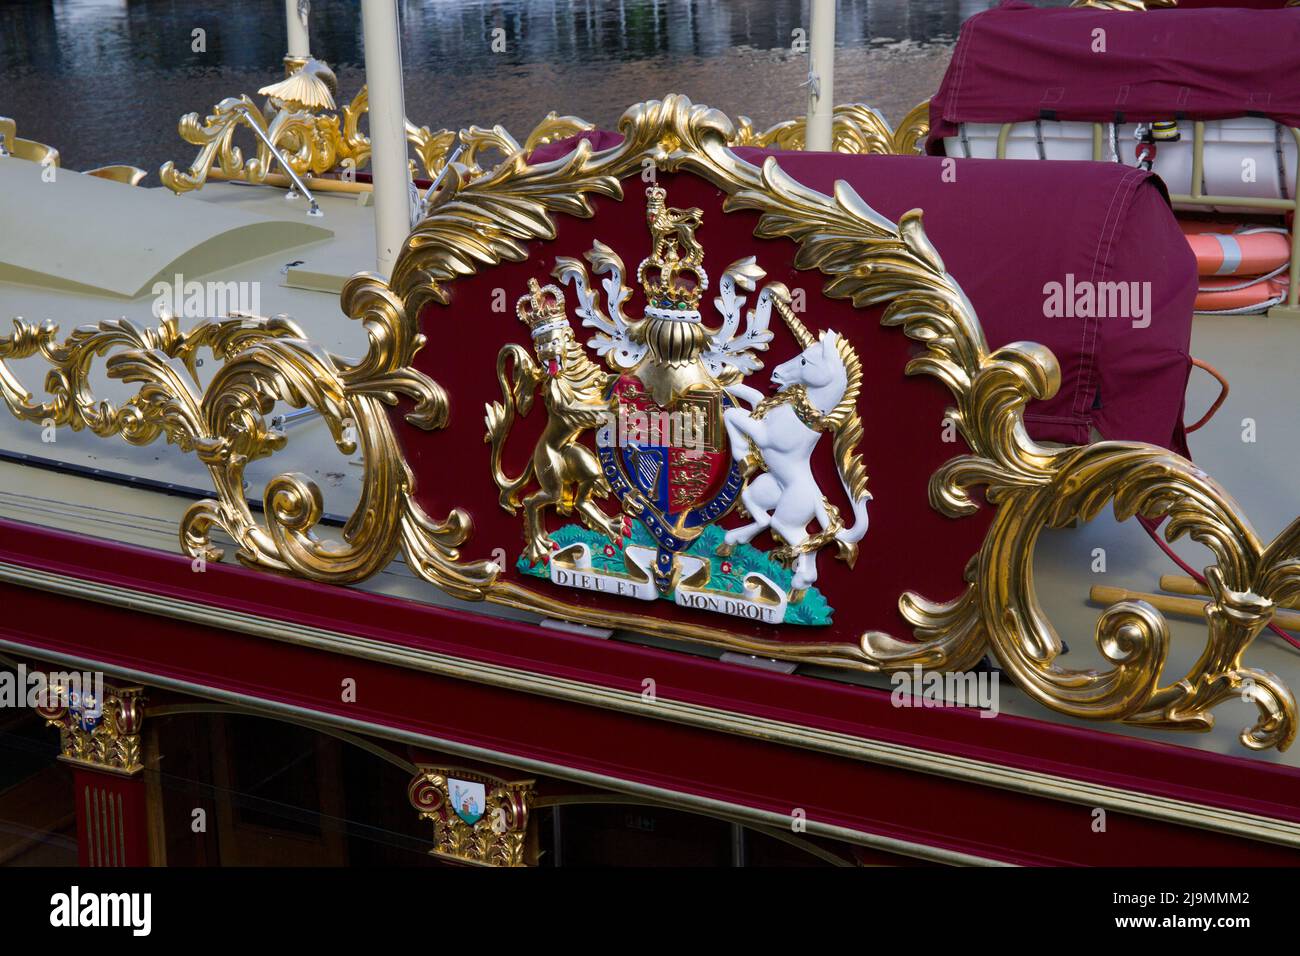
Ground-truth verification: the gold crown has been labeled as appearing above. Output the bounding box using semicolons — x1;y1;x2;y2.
516;278;568;336
638;186;709;321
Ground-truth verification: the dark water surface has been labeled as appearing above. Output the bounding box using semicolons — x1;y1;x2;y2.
0;0;1058;178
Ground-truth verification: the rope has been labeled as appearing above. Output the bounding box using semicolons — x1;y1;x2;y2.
1197;261;1290;295
1184;357;1229;433
1195;294;1287;316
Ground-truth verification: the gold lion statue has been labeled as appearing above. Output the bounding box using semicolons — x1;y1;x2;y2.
485;279;628;565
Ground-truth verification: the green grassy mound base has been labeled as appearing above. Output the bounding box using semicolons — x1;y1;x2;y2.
517;521;833;626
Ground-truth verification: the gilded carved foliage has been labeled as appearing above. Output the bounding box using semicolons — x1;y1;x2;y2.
0;282;496;600
159;95;358;193
160;80;595;194
733;100;931;156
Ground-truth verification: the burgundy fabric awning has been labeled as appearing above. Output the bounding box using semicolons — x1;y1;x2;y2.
927;0;1300;151
531;134;1197;454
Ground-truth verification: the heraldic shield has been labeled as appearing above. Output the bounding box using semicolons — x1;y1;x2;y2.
484;183;872;628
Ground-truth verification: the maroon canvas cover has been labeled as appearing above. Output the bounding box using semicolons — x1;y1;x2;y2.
927;1;1300;151
532;134;1197;453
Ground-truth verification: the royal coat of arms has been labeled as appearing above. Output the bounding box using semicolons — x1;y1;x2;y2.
485;185;872;626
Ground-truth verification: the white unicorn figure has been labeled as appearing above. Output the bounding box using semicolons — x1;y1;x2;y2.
719;321;872;599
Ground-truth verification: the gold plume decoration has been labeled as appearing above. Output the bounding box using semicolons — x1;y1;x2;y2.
258;58;338;111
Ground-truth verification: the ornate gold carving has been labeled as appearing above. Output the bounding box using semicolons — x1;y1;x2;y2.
159;94;365;194
733;100;931;156
407;766;534;866
386;94;1295;748
1;116;145;184
160;69;595;194
0;116;60;167
0;288;498;600
486;280;623;564
37;682;144;775
4;94;1295;749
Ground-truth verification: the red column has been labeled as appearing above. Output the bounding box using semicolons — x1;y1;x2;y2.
71;767;150;867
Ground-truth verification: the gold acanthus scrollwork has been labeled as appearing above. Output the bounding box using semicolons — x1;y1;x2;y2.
3;94;1295;750
159;82;929;200
0;282;498;601
160;93;368;193
1;116;145;184
160;79;596;194
732;100;931;156
345;84;596;183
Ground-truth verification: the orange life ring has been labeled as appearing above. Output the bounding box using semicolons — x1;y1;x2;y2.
1183;226;1290;278
1194;274;1289;313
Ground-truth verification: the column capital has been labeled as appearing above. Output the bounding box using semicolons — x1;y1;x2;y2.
37;680;145;776
408;765;535;867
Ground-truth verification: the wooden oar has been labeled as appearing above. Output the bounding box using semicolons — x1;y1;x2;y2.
208;168;372;194
1159;573;1300;611
1089;584;1300;631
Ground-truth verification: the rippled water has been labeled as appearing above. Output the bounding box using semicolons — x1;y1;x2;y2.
0;0;1061;178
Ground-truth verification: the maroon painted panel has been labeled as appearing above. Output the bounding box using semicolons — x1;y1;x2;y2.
2;518;1300;866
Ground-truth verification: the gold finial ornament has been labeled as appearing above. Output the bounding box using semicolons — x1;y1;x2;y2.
732;100;931;155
